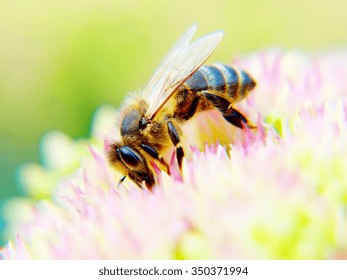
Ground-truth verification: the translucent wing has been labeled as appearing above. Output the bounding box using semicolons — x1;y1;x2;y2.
144;25;223;120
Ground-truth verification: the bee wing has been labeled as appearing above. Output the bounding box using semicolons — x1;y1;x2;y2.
144;25;223;120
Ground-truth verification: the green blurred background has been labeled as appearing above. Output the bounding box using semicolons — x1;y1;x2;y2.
0;0;346;242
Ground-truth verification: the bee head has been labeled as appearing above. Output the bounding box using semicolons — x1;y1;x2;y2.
108;142;155;188
120;110;142;136
120;100;150;136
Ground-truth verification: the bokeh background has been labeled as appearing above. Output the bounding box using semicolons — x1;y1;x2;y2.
0;0;346;244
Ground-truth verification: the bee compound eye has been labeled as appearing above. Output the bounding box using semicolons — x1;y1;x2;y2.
118;146;143;170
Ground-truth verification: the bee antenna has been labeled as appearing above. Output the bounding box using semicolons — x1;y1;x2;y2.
139;117;151;130
117;176;127;188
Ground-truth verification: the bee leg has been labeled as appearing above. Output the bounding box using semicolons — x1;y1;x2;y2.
223;107;254;129
167;121;184;169
141;144;170;174
203;92;254;129
175;95;200;121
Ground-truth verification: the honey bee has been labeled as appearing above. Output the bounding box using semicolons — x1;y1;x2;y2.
108;25;256;189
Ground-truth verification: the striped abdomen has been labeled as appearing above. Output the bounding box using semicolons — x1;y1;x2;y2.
184;63;256;103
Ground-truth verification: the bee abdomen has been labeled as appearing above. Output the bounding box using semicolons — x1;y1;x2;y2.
184;64;256;102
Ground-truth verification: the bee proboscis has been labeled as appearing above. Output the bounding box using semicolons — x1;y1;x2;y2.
108;25;256;189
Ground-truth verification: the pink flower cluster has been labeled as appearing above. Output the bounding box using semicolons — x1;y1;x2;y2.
1;50;347;259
